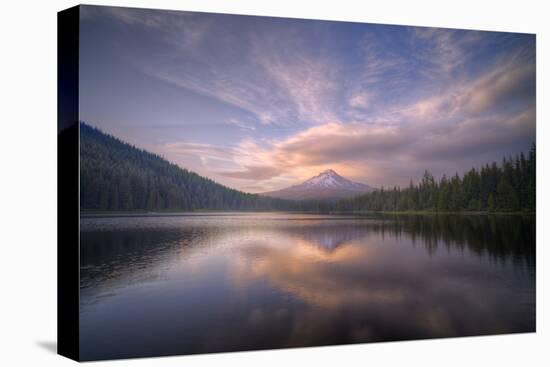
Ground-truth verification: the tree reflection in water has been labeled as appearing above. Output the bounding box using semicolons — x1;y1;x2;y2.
79;213;535;360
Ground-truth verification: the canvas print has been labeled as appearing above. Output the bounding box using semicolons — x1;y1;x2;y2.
69;5;536;361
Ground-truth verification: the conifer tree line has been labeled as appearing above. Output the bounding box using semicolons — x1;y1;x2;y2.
80;122;535;213
80;123;292;211
336;144;536;213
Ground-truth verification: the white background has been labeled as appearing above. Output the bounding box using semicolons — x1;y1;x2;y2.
0;0;548;365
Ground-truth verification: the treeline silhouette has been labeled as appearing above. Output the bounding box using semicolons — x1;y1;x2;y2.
336;145;535;213
80;122;535;213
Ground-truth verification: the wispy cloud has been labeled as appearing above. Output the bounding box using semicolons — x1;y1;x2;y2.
413;27;469;74
348;91;372;110
225;118;257;131
391;48;535;124
137;22;342;127
83;6;211;47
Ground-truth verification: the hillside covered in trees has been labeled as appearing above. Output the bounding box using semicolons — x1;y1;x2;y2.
80;122;535;213
80;123;293;211
336;145;536;213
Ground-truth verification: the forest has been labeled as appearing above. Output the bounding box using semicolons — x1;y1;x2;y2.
80;123;292;211
80;122;535;213
336;144;536;213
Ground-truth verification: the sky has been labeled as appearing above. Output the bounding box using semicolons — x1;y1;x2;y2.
79;5;536;193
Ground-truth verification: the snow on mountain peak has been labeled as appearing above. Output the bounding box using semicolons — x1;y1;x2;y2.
320;169;337;176
261;169;374;200
300;169;363;189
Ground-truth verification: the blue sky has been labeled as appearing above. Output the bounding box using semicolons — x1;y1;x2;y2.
79;5;535;193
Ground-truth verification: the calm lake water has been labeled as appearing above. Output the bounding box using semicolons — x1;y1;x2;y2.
79;213;535;360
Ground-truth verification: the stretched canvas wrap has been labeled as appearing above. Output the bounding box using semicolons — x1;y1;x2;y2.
58;4;536;362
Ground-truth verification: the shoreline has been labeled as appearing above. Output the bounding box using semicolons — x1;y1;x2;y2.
339;210;535;216
80;209;535;218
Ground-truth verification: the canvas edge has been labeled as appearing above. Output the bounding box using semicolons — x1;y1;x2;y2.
57;4;80;362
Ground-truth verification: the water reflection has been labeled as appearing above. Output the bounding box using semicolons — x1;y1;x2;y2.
79;213;535;360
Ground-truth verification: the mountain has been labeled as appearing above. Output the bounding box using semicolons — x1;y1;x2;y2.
79;123;292;211
262;169;375;200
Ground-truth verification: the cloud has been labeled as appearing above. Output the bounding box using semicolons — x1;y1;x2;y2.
459;57;535;114
82;6;212;52
141;42;336;127
164;142;235;158
254;46;339;124
206;122;410;187
129;16;342;127
348;91;372;110
412;27;487;77
220;165;283;180
224;118;257;131
162;142;241;174
391;46;535;122
413;28;466;73
410;108;535;162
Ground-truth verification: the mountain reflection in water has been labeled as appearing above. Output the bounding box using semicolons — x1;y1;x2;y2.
79;213;535;361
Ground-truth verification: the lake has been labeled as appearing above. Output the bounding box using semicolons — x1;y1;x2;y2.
79;213;535;360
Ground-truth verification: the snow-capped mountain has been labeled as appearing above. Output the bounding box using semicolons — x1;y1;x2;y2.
262;169;375;200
